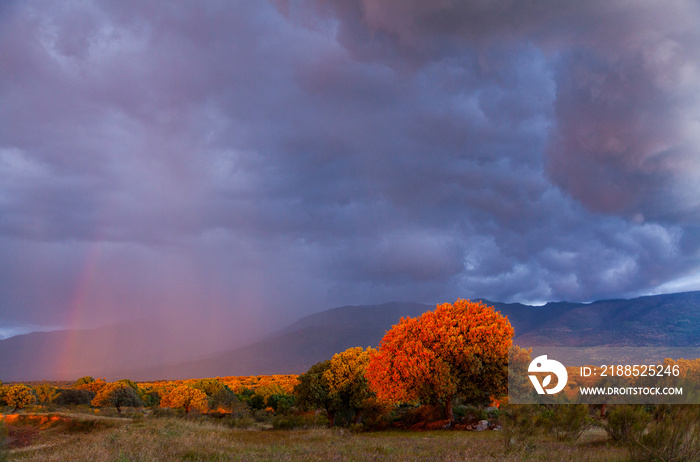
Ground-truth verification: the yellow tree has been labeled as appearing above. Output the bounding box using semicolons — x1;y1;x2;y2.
323;346;376;424
6;385;37;412
34;384;59;404
366;299;514;421
160;385;209;415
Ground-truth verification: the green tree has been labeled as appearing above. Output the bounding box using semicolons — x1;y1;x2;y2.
267;394;295;413
6;385;37;412
91;382;143;414
54;388;95;406
294;360;341;426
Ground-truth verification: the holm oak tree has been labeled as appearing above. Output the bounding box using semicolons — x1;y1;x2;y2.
366;299;514;421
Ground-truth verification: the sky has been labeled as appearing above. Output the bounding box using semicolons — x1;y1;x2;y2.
1;0;699;342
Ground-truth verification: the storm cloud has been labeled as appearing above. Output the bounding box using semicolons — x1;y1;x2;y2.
0;0;698;340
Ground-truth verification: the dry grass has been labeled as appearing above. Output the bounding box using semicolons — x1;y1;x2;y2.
3;414;629;462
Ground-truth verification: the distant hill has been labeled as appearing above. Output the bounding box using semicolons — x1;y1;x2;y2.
0;317;245;382
1;292;698;381
122;292;700;380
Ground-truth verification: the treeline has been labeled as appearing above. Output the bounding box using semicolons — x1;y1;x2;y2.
0;374;300;420
1;299;513;430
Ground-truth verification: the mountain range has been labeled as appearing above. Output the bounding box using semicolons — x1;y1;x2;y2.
1;291;698;382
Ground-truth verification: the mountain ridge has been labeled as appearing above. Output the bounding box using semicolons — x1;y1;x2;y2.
1;291;698;381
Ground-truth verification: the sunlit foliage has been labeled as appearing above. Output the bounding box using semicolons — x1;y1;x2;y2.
5;384;37;412
160;385;209;415
33;384;59;404
366;299;514;420
75;377;108;394
324;346;376;423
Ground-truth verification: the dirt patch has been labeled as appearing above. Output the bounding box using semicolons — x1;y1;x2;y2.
7;426;40;449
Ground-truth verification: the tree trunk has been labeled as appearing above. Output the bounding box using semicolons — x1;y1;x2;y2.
445;397;454;422
352;409;363;425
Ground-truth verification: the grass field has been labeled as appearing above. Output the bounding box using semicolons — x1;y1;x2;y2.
1;412;630;462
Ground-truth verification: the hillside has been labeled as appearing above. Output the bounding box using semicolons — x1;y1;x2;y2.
1;292;698;381
122;292;700;380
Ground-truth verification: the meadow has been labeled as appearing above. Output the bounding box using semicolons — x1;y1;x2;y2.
1;411;630;462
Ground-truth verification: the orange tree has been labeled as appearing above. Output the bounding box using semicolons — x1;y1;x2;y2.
366;299;514;421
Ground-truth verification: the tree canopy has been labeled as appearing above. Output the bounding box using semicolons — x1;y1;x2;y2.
366;299;514;420
160;385;209;415
294;360;340;426
6;384;36;412
91;382;143;414
324;346;375;423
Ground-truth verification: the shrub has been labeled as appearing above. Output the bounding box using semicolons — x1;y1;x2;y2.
601;405;648;444
501;405;547;451
545;404;594;441
54;389;96;406
627;405;700;462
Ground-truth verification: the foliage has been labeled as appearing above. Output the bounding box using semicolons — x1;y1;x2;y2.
266;394;295;413
501;404;547;451
160;385;209;415
248;394;266;410
91;382;144;414
323;347;375;423
627;405;700;462
601;405;648;445
366;299;514;420
33;384;59;404
294;360;340;426
54;388;96;406
191;378;226;397
5;384;37;412
210;386;242;413
141;390;161;407
75;377;107;394
507;345;533;403
73;376;95;387
543;404;594;441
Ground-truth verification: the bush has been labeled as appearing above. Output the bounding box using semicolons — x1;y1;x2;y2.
501;405;546;451
544;404;594;441
601;405;648;444
454;404;487;423
627;405;700;462
54;389;96;406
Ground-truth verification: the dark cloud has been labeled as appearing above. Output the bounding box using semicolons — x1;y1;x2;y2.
0;0;698;342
